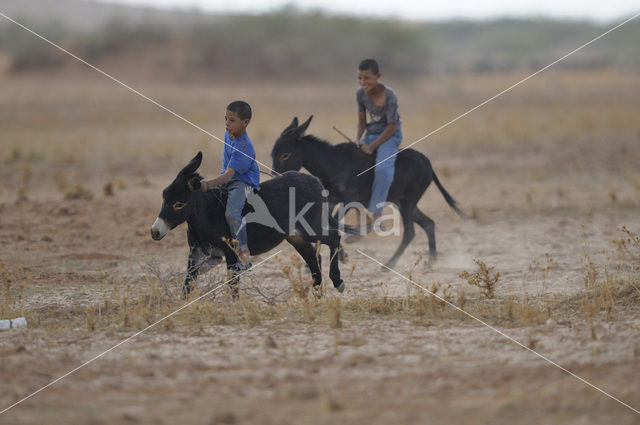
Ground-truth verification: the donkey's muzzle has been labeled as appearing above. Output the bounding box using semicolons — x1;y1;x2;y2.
150;217;169;240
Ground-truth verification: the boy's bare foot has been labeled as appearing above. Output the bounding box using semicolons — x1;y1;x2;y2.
344;214;387;244
232;249;252;272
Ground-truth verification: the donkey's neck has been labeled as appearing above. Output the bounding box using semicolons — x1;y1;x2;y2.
187;191;228;244
299;137;336;187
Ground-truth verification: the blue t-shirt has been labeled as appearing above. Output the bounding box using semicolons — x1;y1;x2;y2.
222;131;260;189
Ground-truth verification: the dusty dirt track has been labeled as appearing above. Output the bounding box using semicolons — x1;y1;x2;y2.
1;72;640;424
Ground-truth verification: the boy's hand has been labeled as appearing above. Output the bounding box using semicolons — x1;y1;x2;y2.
360;143;374;155
188;177;203;192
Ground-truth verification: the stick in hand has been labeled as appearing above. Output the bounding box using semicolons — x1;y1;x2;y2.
332;126;355;144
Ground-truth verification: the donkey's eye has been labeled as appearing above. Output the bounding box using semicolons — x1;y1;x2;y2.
279;153;292;161
173;201;187;211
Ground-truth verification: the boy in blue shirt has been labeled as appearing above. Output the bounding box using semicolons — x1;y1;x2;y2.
198;100;260;268
355;58;402;232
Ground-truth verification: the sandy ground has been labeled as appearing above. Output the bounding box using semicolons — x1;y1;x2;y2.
1;320;640;425
1;71;640;424
1;139;639;424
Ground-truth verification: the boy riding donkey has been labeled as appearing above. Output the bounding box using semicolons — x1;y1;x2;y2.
190;100;259;270
346;58;402;242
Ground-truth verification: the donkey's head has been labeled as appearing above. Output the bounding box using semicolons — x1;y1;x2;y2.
271;116;313;175
150;152;202;240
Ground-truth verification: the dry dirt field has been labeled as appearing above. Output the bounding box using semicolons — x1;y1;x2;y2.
1;69;640;424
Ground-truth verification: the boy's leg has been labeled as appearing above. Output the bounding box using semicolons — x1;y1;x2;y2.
225;181;250;256
368;127;402;216
359;132;379;226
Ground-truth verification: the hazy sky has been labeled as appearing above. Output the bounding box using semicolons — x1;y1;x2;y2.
101;0;639;22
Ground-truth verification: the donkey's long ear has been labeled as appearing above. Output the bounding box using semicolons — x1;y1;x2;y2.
179;152;202;176
293;115;313;139
281;117;299;136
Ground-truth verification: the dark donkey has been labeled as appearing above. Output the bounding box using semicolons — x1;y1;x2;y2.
271;116;466;268
150;152;350;295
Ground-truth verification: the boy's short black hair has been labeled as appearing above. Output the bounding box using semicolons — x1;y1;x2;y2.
358;59;379;75
226;100;252;120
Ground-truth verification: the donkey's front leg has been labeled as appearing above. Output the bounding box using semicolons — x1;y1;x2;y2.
183;245;202;297
183;230;204;296
224;248;241;300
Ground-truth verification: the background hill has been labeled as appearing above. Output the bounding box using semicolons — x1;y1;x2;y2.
1;0;638;82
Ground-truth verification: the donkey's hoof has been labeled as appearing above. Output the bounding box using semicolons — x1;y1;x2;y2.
336;281;345;293
382;261;396;271
338;249;348;263
230;289;240;301
181;284;192;299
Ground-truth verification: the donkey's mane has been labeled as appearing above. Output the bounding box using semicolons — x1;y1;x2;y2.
303;134;332;147
303;134;359;153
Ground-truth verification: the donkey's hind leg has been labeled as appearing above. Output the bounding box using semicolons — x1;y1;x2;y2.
413;208;437;265
322;229;345;293
285;235;322;288
384;208;416;269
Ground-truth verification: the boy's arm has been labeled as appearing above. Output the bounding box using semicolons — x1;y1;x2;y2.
360;122;397;155
355;111;366;146
201;168;235;190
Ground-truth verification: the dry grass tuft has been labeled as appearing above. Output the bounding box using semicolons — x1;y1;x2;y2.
321;389;344;412
64;183;94;200
16;164;32;202
612;226;640;272
86;305;96;331
553;226;640;324
0;262;29;320
327;297;342;329
103;181;115;197
282;255;313;300
527;253;555;290
6;226;639;337
55;170;69;192
583;254;599;290
460;260;501;299
503;296;547;326
239;297;262;327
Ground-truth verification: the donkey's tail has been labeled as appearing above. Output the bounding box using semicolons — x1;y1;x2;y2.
432;171;467;218
328;216;360;234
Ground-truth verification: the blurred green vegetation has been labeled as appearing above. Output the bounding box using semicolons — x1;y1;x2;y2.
0;6;638;80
